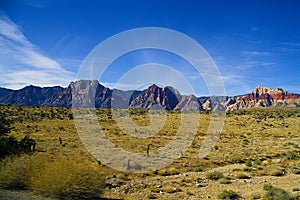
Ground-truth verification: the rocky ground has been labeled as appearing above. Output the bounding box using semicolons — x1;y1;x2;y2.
103;163;300;199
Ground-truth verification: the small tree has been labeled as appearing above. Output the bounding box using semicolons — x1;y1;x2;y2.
0;112;35;159
0;112;12;136
263;184;294;200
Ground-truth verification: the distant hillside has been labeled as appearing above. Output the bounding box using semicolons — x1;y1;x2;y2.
0;80;299;111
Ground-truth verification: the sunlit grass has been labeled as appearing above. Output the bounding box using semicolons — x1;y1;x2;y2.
0;105;299;199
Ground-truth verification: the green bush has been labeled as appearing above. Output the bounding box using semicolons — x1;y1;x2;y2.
0;155;39;189
194;167;203;172
252;193;262;199
263;184;294;200
147;193;156;199
218;190;241;199
0;112;35;159
270;168;285;176
207;171;224;180
0;112;12;136
253;159;262;166
236;172;251;179
229;154;244;164
0;155;106;199
29;158;106;199
219;177;231;184
245;160;252;167
0;135;36;159
286;151;298;160
159;168;179;176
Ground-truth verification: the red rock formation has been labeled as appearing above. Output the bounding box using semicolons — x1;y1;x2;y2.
226;86;300;111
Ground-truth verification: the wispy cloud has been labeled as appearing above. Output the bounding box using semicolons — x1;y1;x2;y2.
242;51;272;56
0;69;74;89
232;61;275;71
220;74;252;95
217;59;278;96
10;0;67;8
281;42;300;47
278;41;300;53
0;14;75;89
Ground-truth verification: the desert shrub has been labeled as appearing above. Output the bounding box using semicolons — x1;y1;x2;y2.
218;189;241;199
207;171;224;180
291;167;300;174
0;136;19;158
0;112;35;159
245;160;252;167
0;135;36;159
236;172;251;179
252;193;262;199
229;154;244;164
253;159;262;166
243;167;253;172
219;177;231;184
147;193;156;199
0;112;16;159
29;157;106;199
192;141;200;148
286;151;298;160
164;187;182;193
0;155;106;199
114;173;127;185
116;173;126;180
0;155;43;189
0;112;12;136
159;168;179;176
263;184;294;200
194;166;203;172
270;168;285;176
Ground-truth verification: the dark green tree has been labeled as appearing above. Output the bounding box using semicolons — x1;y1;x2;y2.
0;112;12;136
0;112;35;159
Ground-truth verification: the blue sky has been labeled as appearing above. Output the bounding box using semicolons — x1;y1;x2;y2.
0;0;299;96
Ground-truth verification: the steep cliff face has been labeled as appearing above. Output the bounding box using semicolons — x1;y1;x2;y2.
43;80;141;108
129;84;181;110
174;94;201;111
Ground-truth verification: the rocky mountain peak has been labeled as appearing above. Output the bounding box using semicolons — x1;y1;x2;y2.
147;84;160;92
252;86;285;96
129;84;182;110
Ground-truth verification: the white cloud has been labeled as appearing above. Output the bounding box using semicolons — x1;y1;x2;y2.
0;16;31;46
242;51;272;56
0;69;74;89
0;14;75;89
18;46;62;69
99;81;143;91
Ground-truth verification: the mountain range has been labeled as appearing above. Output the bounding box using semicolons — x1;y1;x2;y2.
0;80;299;111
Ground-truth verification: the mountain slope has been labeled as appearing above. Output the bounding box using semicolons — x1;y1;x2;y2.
0;85;64;106
0;81;299;111
129;84;182;110
0;88;13;97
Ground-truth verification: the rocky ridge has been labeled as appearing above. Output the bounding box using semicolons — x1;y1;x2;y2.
0;81;299;111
